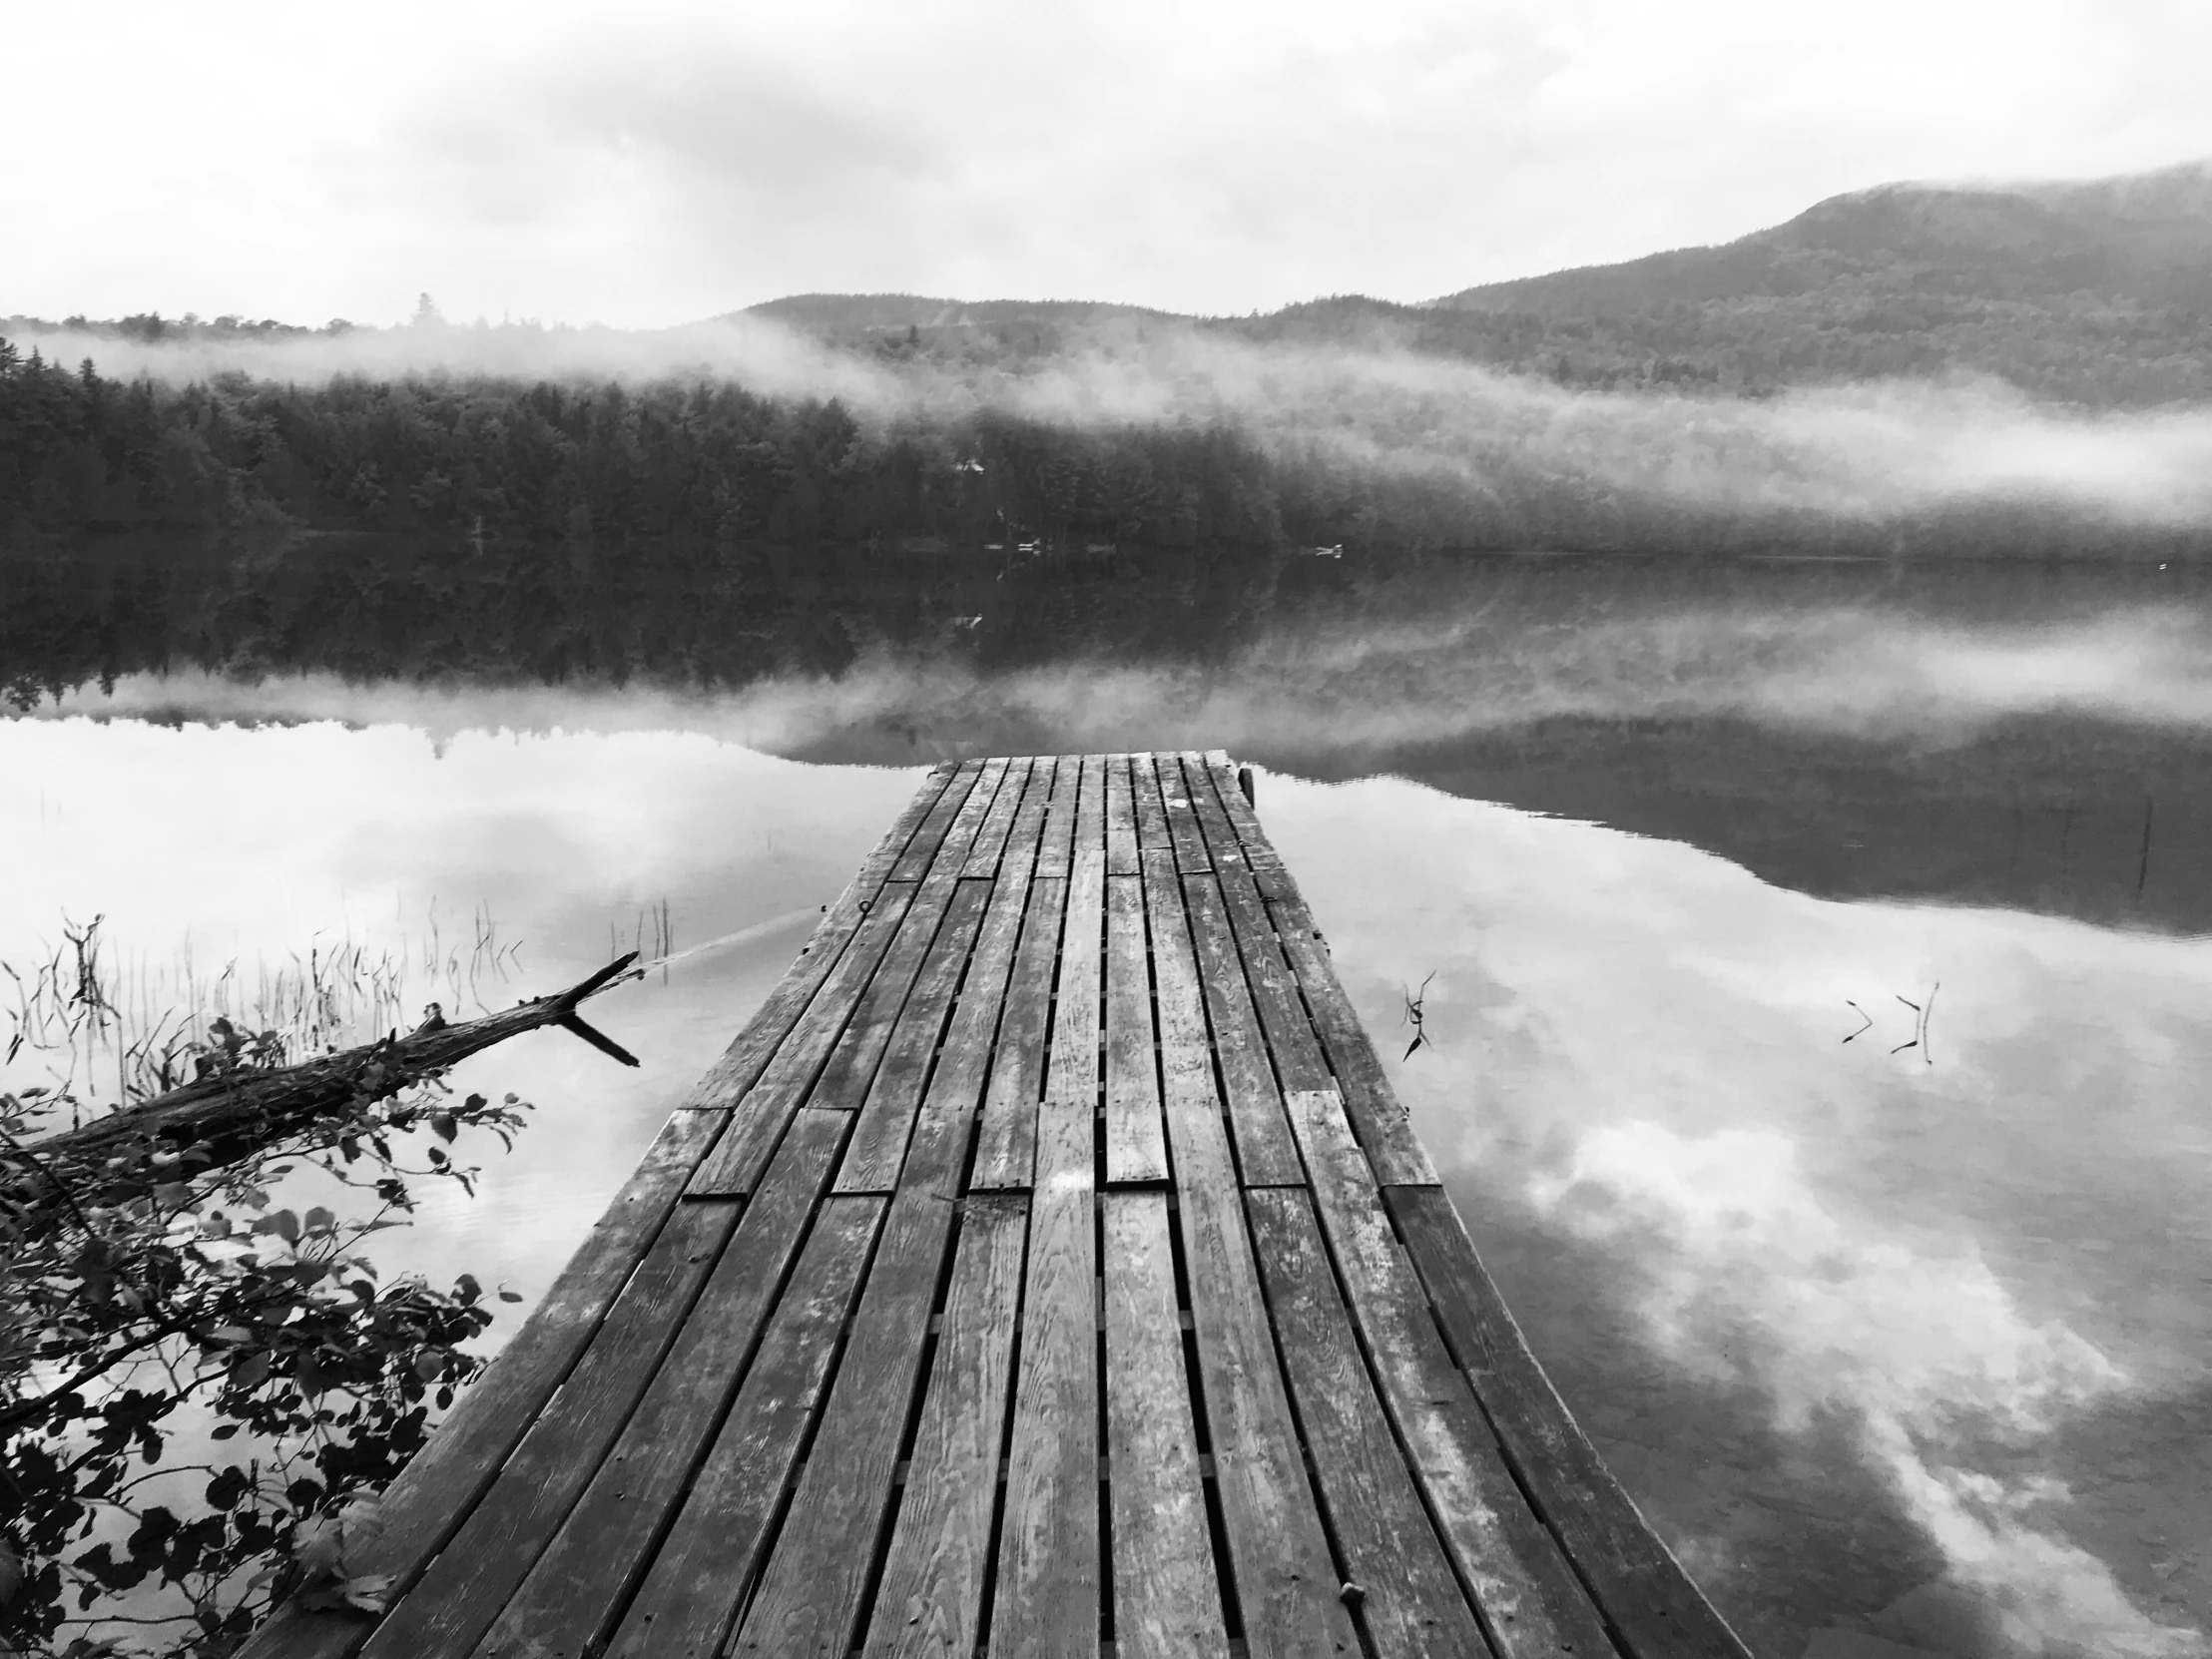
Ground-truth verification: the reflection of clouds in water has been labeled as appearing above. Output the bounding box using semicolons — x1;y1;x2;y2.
1261;775;2212;1658
1533;1124;2200;1659
33;601;2212;754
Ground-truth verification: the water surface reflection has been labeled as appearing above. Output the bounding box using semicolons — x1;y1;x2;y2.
3;716;2207;1658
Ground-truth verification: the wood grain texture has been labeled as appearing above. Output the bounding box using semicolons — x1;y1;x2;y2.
861;1193;1029;1658
507;1193;883;1659
235;1110;727;1659
1177;874;1304;1187
1049;841;1105;1110
891;759;983;882
1103;1192;1226;1659
1160;1063;1356;1659
991;1094;1100;1657
1389;1185;1756;1659
679;764;952;1116
916;757;1010;898
1130;753;1173;852
352;1200;745;1659
837;878;995;1193
358;1109;850;1659
1281;1091;1610;1659
1103;874;1169;1185
1245;1187;1487;1659
968;874;1066;1191
1208;866;1335;1097
1175;753;1248;877
1105;753;1140;876
963;756;1034;879
1035;754;1083;879
687;882;917;1196
1157;753;1213;874
1075;752;1108;872
731;1171;972;1654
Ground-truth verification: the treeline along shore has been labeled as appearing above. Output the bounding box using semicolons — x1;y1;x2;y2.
5;328;2211;706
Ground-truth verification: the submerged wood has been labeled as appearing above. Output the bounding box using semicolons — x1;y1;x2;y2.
2;953;641;1239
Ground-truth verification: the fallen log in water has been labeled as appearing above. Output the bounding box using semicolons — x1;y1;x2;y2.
2;953;642;1242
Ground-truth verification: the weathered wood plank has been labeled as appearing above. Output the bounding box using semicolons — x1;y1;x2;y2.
962;756;1034;879
1160;1064;1356;1659
968;873;1066;1191
678;762;952;1114
1281;1090;1611;1659
1035;754;1083;879
1206;864;1336;1099
916;756;1010;897
1175;752;1248;876
732;1123;976;1655
1103;875;1169;1185
236;1111;727;1659
1177;874;1304;1187
686;882;917;1196
1049;837;1105;1111
891;759;984;882
1269;909;1440;1186
1075;752;1108;868
357;1110;850;1659
351;1204;743;1659
1196;754;1286;873
1158;752;1213;874
599;1195;882;1659
1389;1185;1757;1659
1245;1187;1487;1659
487;1176;882;1659
860;1193;1029;1659
1105;753;1139;876
837;878;995;1192
1103;1192;1226;1659
991;1094;1100;1656
1130;753;1173;852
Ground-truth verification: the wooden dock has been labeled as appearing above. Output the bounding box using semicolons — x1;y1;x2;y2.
243;752;1755;1659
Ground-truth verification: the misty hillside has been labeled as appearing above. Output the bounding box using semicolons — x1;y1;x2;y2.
750;164;2212;407
1432;163;2212;315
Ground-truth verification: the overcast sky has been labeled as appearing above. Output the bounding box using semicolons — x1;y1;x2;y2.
8;0;2210;327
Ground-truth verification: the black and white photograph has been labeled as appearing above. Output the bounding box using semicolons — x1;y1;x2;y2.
4;3;2210;1656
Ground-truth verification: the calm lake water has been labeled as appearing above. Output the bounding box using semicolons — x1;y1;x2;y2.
5;559;2210;1659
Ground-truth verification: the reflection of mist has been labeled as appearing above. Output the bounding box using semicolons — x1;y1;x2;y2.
18;313;2212;526
34;601;2212;749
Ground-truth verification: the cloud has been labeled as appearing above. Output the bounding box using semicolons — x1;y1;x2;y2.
5;0;2212;322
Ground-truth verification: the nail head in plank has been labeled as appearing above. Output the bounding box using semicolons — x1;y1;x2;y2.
992;1094;1101;1657
1104;876;1170;1185
1244;1187;1489;1659
235;1109;727;1659
1275;1090;1614;1659
862;1193;1030;1659
1386;1186;1757;1659
500;1187;884;1659
1103;1192;1227;1659
687;883;919;1196
1161;1065;1357;1659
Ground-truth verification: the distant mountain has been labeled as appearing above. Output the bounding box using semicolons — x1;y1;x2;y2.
1429;162;2212;315
739;165;2212;408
